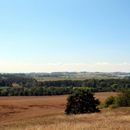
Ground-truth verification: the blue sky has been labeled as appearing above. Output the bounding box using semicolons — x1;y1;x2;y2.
0;0;130;72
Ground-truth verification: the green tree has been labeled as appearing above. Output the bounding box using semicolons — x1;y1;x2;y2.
65;89;100;114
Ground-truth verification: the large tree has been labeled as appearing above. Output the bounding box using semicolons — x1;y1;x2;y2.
65;88;100;114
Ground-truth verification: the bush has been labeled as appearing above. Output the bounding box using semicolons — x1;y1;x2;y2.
104;96;115;108
115;89;130;107
65;89;100;114
104;89;130;108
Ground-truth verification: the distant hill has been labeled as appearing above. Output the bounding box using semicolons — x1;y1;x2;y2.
25;72;130;81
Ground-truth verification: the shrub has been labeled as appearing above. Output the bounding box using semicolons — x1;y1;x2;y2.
115;89;130;107
65;89;100;115
104;96;115;108
104;89;130;108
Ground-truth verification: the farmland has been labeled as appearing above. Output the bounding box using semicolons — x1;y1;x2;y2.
1;92;130;130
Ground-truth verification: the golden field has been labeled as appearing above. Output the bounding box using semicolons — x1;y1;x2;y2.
0;92;130;130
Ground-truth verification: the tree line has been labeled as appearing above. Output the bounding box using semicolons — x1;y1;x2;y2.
39;79;130;91
0;74;130;96
0;87;73;96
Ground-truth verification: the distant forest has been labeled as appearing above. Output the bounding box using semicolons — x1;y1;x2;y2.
0;73;130;96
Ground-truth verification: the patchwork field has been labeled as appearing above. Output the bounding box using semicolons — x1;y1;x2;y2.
0;92;130;130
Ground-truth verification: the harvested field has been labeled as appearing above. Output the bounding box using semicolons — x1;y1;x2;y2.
0;92;130;130
0;95;66;125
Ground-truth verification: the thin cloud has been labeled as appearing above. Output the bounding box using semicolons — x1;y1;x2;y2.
0;61;130;73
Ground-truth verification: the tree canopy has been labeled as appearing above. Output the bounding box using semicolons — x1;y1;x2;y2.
65;88;100;114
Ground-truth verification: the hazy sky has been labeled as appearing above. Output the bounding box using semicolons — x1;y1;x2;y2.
0;0;130;72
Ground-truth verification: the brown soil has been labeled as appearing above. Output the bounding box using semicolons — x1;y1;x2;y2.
0;92;117;127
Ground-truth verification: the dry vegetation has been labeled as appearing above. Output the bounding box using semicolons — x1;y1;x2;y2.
0;92;130;130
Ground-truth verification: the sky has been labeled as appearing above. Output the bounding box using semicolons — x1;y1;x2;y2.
0;0;130;72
